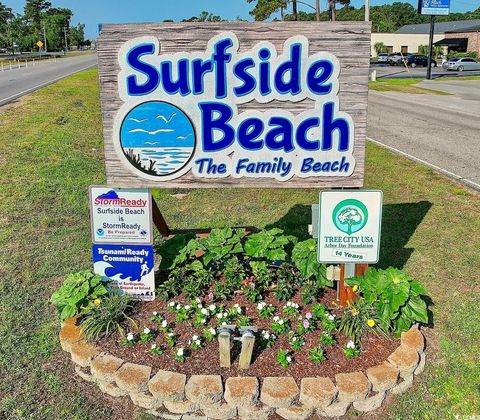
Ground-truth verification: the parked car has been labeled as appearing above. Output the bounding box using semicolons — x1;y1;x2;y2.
377;53;389;63
388;52;409;66
442;57;480;71
403;54;437;68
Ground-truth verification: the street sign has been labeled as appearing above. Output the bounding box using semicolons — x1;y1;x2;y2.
36;40;44;48
92;244;155;301
97;22;371;189
418;0;450;16
89;186;153;244
317;190;383;264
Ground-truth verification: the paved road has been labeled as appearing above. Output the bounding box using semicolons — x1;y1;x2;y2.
367;80;480;191
371;63;480;79
0;53;97;106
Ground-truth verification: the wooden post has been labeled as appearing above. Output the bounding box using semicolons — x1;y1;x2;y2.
151;198;171;236
218;331;231;368
238;329;256;369
339;263;369;305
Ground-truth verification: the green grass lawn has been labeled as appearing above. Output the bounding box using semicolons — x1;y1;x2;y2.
369;75;480;94
0;69;479;419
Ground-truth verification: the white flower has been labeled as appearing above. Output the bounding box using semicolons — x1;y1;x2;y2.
177;348;184;356
167;332;174;337
196;298;201;303
222;322;227;325
234;303;240;308
209;304;216;311
169;301;175;307
185;305;191;310
151;344;157;349
192;335;199;341
286;356;292;363
292;336;297;341
257;302;265;310
346;340;355;349
161;320;168;328
143;328;150;334
278;319;284;325
273;316;279;322
152;311;158;316
237;307;242;314
195;339;201;346
176;304;181;310
293;303;299;309
201;318;206;324
327;314;335;321
127;333;134;341
263;331;270;339
201;308;208;315
216;313;223;319
209;328;216;335
223;312;228;317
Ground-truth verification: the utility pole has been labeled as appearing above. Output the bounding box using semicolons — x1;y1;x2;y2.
292;0;298;21
426;15;436;80
365;0;370;21
63;26;68;55
43;25;47;53
316;0;320;21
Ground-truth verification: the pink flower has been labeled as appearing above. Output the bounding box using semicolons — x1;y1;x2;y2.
303;319;310;329
305;312;313;320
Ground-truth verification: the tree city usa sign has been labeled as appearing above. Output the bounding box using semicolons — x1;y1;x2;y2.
97;22;370;188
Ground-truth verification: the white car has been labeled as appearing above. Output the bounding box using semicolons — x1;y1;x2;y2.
442;57;480;71
377;53;389;63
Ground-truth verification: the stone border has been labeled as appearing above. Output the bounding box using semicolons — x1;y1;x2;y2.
59;317;426;419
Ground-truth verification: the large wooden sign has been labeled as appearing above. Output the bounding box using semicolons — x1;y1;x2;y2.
97;22;371;188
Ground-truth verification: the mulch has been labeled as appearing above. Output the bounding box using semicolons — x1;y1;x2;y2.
98;287;399;384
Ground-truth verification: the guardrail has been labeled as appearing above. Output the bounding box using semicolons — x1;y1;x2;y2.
0;55;59;72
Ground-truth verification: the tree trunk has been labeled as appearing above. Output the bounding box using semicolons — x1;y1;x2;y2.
328;0;336;21
292;0;298;21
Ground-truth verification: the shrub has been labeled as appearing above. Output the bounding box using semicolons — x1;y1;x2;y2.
50;271;110;321
276;349;293;368
309;347;326;363
244;228;296;262
80;293;134;340
346;267;429;335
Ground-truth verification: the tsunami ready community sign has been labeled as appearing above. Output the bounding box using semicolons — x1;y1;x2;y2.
317;190;383;263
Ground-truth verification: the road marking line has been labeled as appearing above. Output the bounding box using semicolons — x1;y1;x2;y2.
367;137;480;193
0;63;96;106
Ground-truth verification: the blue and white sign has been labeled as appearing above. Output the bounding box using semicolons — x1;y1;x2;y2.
113;32;356;183
89;186;153;245
92;244;155;301
418;0;450;16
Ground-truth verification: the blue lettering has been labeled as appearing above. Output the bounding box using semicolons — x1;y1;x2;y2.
192;58;213;94
199;102;235;152
322;102;350;151
212;38;233;99
296;117;320;150
307;60;333;94
274;43;301;95
265;117;294;152
238;118;264;150
233;58;256;96
160;59;191;95
259;48;272;96
126;43;159;96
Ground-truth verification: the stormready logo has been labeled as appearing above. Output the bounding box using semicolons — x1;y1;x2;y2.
94;189;147;207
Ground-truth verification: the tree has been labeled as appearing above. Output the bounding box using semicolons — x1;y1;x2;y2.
374;42;386;55
337;208;363;235
182;11;223;22
247;0;287;21
69;23;85;48
328;0;336;21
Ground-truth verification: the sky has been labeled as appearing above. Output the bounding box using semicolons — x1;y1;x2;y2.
4;0;478;40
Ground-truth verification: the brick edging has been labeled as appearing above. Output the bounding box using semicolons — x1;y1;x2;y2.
59;317;426;419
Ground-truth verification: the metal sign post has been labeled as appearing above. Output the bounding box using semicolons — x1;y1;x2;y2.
426;16;436;80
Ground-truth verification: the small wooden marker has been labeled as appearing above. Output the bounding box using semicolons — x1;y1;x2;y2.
238;327;257;370
218;325;235;368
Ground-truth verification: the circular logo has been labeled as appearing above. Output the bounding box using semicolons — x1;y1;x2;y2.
332;199;368;235
96;228;105;236
120;101;196;177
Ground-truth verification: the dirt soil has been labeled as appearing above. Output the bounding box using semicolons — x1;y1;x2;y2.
98;287;399;384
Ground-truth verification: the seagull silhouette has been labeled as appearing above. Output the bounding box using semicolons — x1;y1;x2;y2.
128;128;174;135
156;113;177;124
177;134;192;140
129;118;148;123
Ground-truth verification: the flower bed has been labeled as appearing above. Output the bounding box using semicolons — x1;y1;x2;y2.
53;227;430;418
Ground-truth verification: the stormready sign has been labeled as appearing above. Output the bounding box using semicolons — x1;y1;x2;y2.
98;22;371;188
317;190;383;264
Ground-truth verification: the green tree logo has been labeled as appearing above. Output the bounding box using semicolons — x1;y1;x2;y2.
332;199;368;235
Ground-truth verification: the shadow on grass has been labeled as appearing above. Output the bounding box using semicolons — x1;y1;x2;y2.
265;201;432;270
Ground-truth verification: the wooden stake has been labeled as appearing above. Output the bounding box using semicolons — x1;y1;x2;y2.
339;263;369;305
151;198;171;236
238;334;255;369
218;331;231;368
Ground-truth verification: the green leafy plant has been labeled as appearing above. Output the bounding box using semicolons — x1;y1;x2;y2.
276;349;293;368
237;315;251;327
80;293;134;341
346;268;429;335
249;260;274;289
243;283;263;303
156;277;180;301
311;303;328;320
174;304;193;323
338;298;388;344
297;315;316;334
292;239;331;283
309;347;326;363
174;347;186;362
155;233;195;270
343;340;361;358
150;311;163;323
320;332;336;347
165;332;176;347
122;332;136;346
213;279;237;301
272;316;290;335
190;334;203;350
140;327;155;343
50;271;110;321
274;276;294;302
322;314;337;332
283;301;300;317
259;330;276;349
150;343;164;355
257;302;276;319
199;228;244;266
244;228;295;262
202;327;217;342
289;334;305;351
